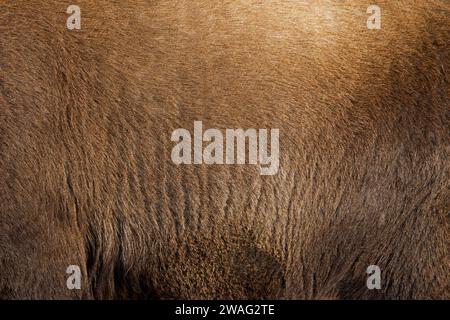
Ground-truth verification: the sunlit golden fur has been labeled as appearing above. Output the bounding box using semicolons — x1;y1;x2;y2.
0;0;449;299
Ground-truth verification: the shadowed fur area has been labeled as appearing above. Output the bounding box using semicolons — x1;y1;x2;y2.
0;0;449;299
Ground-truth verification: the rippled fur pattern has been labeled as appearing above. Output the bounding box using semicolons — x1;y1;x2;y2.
0;0;449;299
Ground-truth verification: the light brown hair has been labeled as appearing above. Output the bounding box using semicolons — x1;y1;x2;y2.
0;0;448;299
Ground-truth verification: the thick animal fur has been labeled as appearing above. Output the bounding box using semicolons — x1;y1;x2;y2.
0;0;449;299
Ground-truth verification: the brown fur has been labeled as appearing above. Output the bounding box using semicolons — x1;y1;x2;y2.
0;0;449;299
